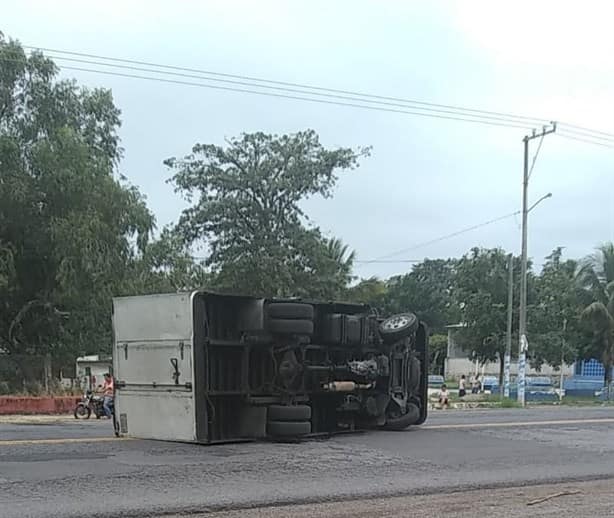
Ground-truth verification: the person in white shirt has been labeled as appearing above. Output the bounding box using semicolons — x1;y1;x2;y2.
459;375;467;398
439;384;450;409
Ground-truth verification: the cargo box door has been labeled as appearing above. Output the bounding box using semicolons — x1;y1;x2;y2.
112;293;196;442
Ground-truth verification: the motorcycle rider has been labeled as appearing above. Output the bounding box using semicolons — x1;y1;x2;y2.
100;372;114;418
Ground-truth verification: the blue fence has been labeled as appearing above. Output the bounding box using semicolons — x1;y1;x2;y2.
565;359;613;398
574;358;610;378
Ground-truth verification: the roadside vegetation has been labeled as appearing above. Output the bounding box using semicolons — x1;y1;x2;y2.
1;36;611;394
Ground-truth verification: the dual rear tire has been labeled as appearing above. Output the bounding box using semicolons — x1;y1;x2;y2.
267;404;311;439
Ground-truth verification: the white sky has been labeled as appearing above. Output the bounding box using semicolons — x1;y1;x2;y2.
4;0;614;278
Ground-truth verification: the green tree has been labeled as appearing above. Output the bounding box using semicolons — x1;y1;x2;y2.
384;259;459;332
429;333;447;375
530;248;586;370
130;227;210;294
579;243;614;387
166;130;368;298
454;248;525;384
346;277;388;311
0;37;154;368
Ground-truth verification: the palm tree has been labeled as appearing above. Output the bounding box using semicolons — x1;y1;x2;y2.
579;243;614;388
324;238;356;290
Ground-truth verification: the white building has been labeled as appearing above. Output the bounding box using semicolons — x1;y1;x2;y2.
444;324;573;380
75;355;112;390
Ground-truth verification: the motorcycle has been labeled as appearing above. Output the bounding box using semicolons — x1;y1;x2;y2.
74;390;112;419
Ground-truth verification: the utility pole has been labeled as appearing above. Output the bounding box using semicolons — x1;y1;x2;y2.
503;253;513;398
559;318;567;400
517;123;557;406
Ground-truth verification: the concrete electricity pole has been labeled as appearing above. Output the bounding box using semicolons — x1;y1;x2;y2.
517;123;556;406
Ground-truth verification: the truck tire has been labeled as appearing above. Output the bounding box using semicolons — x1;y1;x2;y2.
267;420;311;437
268;404;311;421
383;402;420;431
379;313;418;343
267;302;314;320
268;318;314;336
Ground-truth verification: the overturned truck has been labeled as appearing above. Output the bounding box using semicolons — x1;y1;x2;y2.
112;291;428;443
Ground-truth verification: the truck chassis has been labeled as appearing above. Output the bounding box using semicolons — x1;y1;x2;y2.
113;291;428;443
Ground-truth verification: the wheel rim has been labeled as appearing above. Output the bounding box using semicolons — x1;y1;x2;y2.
76;406;87;417
383;315;411;331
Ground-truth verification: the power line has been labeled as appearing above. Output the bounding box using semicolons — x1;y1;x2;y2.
559;122;614;139
24;45;551;126
0;57;532;130
32;53;540;126
556;133;614;149
557;125;614;143
355;259;421;264
361;210;521;262
9;48;614;142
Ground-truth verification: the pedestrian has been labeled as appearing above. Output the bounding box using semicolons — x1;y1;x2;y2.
438;384;450;409
471;374;479;394
458;374;467;398
100;373;114;419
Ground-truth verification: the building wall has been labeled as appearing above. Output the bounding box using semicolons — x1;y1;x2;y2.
445;326;573;380
76;362;111;390
445;357;573;380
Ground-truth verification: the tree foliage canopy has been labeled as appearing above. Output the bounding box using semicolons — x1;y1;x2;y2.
453;248;520;366
579;243;614;385
166;130;369;298
0;36;154;360
3;35;614;392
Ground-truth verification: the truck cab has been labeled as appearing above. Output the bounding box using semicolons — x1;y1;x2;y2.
112;291;428;443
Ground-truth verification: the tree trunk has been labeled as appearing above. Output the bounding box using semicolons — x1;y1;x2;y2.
602;337;613;394
43;353;52;394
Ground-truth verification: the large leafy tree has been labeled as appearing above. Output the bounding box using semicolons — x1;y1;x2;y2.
384;259;459;332
454;248;525;383
579;243;614;386
530;248;587;370
131;227;209;294
346;277;388;311
0;37;154;365
166;130;368;298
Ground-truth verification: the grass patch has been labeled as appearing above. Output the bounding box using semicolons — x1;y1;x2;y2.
559;396;613;406
499;397;521;408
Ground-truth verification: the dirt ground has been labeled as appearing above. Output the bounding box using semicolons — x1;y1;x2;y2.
185;479;614;518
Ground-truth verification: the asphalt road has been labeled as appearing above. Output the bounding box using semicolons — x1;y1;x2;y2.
1;406;613;518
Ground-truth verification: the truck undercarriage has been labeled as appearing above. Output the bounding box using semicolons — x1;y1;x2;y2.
113;291;428;443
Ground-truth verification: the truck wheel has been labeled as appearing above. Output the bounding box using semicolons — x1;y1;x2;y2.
268;318;314;336
383;402;420;431
267;420;311;437
268;404;311;421
267;302;314;320
379;313;418;343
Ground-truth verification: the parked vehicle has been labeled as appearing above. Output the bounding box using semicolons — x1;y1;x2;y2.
596;382;614;401
74;390;106;419
563;378;604;398
506;376;557;401
481;376;499;394
112;291;429;443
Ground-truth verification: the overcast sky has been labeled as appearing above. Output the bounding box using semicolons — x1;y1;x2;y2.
4;0;613;279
